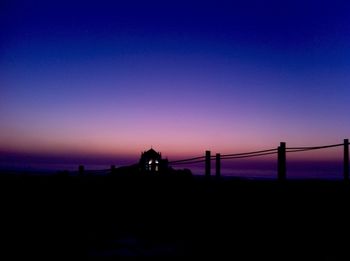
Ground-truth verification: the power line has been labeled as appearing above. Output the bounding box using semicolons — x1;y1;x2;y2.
221;151;278;160
287;143;343;152
221;148;277;158
169;159;206;165
169;156;205;164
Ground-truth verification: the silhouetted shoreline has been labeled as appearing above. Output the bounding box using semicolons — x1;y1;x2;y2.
1;171;349;258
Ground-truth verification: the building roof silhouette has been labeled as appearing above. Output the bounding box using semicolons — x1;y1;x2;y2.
142;148;160;158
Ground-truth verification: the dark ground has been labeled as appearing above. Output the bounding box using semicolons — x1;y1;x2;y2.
1;173;349;258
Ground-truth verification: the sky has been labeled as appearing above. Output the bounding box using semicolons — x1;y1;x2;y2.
1;0;350;166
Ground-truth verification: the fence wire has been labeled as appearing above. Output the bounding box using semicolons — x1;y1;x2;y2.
168;142;347;166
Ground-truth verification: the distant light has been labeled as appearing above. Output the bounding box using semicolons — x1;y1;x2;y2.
148;160;153;164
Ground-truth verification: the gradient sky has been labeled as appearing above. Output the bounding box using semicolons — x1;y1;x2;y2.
1;0;350;163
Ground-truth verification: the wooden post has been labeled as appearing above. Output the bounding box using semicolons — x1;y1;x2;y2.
344;139;349;181
79;165;85;175
205;150;211;177
278;142;286;181
111;165;116;172
216;153;221;178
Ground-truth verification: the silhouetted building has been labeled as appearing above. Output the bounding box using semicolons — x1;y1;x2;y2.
139;148;168;173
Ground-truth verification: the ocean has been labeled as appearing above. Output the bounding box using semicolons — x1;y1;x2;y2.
185;160;344;179
0;159;344;179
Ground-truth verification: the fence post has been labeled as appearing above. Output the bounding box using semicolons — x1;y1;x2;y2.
344;139;349;181
205;150;211;177
278;142;286;181
79;165;85;175
216;153;221;178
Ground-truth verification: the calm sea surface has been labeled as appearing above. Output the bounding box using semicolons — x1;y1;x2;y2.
0;160;344;179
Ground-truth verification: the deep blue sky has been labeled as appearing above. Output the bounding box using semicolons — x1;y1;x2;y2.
1;0;350;162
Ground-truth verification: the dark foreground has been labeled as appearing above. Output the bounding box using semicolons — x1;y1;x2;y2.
1;173;350;258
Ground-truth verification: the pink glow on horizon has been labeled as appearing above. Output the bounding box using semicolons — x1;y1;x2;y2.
0;128;345;162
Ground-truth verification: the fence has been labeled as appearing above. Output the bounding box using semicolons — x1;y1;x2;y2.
169;139;349;181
